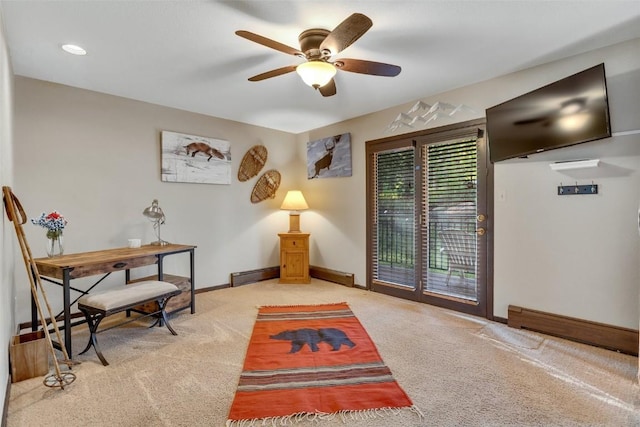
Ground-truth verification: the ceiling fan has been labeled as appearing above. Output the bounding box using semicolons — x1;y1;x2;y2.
235;13;401;97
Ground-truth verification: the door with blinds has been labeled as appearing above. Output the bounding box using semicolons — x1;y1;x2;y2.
366;120;491;318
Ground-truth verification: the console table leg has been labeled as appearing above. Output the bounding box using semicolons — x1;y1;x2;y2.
63;269;72;357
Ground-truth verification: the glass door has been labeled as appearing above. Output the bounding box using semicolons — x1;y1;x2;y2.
367;120;491;318
418;134;488;317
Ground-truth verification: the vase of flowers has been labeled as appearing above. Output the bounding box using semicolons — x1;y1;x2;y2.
31;211;68;257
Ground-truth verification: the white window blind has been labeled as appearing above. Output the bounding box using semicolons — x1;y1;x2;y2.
371;147;416;288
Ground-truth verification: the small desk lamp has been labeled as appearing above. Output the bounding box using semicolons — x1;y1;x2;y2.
280;190;309;233
143;199;168;245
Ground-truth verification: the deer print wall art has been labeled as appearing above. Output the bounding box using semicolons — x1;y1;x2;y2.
306;133;352;179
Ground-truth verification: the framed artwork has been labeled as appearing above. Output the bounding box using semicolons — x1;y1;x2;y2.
307;133;352;179
161;131;232;184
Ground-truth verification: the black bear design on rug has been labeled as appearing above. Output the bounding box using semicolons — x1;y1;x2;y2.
269;328;356;353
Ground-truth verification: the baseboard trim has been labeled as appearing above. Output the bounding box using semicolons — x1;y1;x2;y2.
508;305;638;356
493;316;508;325
229;266;355;288
195;284;229;293
2;373;9;427
230;266;280;287
310;265;354;287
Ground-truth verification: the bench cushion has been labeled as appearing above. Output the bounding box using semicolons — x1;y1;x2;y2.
77;280;179;312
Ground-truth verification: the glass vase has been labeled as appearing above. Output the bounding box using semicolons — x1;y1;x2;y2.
46;231;64;257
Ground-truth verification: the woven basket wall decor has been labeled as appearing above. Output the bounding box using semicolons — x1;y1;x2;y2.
250;169;281;203
238;145;268;182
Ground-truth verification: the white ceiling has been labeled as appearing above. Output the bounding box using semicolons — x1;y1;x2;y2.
2;1;640;134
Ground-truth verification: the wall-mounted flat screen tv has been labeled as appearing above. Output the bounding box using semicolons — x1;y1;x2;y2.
486;63;611;163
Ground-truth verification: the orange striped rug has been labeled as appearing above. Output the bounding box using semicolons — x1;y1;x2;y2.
226;302;421;425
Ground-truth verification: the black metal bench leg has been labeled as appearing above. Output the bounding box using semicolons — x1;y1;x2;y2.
78;308;95;355
146;298;177;334
158;298;177;336
78;309;110;366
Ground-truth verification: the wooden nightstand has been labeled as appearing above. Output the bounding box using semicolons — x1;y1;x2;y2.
278;233;310;284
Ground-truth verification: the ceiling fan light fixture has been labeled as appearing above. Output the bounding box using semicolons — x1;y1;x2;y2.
236;13;399;96
296;61;336;89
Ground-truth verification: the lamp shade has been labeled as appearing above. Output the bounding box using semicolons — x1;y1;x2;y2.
143;199;165;220
280;191;309;211
296;61;336;89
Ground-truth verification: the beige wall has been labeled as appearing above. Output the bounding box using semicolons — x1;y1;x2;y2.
12;77;300;322
0;6;14;409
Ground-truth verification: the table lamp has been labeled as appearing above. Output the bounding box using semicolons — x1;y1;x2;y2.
280;190;309;233
143;199;168;245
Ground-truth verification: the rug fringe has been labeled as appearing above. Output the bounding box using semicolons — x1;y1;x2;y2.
226;406;422;426
256;302;349;309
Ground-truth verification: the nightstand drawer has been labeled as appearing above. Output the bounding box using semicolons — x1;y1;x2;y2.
280;237;308;250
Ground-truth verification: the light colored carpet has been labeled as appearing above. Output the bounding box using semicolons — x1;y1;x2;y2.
7;279;640;426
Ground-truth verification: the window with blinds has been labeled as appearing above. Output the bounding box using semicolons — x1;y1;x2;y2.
371;147;416;288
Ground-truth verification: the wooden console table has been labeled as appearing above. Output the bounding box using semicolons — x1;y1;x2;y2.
33;243;196;357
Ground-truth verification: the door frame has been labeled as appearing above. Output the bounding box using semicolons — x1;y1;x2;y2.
366;119;494;320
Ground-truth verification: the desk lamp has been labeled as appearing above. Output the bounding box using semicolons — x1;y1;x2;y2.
280;191;309;233
143;199;168;245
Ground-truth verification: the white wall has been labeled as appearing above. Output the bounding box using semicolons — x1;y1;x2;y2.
494;154;639;327
487;40;640;327
13;78;300;323
300;38;640;329
0;4;14;411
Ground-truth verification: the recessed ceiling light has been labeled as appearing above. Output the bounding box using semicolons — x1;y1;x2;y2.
61;44;87;56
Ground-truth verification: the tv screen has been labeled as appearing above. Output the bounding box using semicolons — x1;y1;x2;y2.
486;63;611;163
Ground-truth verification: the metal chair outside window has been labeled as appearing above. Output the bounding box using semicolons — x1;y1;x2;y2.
439;229;476;292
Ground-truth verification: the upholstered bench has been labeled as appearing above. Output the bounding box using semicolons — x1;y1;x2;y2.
77;280;181;366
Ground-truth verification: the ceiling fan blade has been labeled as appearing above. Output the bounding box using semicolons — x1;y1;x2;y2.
336;58;401;77
248;65;297;82
319;13;372;55
319;79;337;97
236;30;303;57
